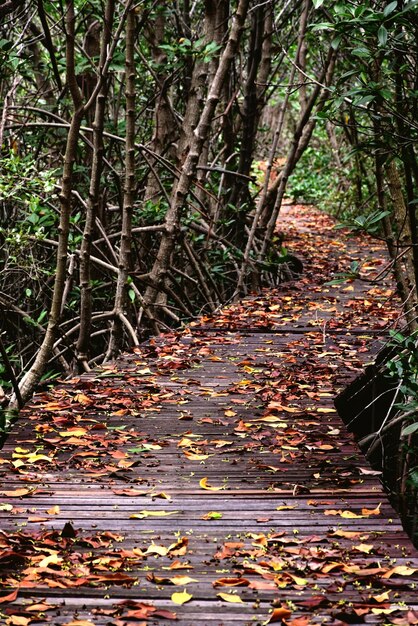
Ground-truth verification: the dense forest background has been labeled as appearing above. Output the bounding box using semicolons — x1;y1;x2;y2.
0;0;417;415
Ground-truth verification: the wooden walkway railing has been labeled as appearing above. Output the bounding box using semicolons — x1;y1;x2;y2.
0;205;417;625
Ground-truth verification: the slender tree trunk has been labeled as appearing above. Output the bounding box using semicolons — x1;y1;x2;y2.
11;0;84;406
76;0;116;370
106;4;138;360
259;47;336;258
236;1;308;295
385;159;418;332
142;0;250;323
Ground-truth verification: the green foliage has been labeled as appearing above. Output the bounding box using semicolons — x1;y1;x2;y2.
287;145;336;207
386;330;418;497
0;153;58;235
334;209;391;235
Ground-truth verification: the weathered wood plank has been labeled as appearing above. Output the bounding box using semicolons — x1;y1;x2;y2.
0;205;417;625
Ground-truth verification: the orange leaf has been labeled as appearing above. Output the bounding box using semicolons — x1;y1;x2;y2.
0;589;18;604
213;577;250;587
265;607;292;623
361;503;381;516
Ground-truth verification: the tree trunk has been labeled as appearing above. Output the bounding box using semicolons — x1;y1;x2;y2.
142;0;250;324
106;3;138;360
76;0;116;370
385;159;418;332
11;0;84;406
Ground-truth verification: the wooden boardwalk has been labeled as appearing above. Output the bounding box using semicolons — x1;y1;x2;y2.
0;205;417;625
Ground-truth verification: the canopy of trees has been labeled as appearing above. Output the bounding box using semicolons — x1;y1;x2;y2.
0;0;418;408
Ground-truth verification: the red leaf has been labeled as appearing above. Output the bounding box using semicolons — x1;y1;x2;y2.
0;589;18;604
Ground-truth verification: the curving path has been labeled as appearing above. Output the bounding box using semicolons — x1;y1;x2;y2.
0;205;417;625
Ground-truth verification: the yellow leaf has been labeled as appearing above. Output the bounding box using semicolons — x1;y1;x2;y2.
130;510;179;519
316;408;336;413
59;428;88;437
254;416;288;425
12;453;53;464
0;488;35;497
353;543;374;554
171;590;193;605
46;505;60;515
144;543;169;556
284;573;308;585
149;491;171;500
276;505;296;511
324;509;363;518
381;565;417;578
199;477;225;491
169;575;197;585
217;592;243;603
39;553;61;568
372;591;390;603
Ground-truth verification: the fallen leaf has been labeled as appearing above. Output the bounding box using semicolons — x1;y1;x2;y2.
59;427;88;437
324;509;363;518
0;589;18;604
381;565;417;578
6;617;30;626
353;543;374;553
0;488;36;497
169;575;197;585
361;503;381;516
201;511;223;520
213;577;250;587
47;505;60;515
171;590;193;605
264;606;292;623
130;510;179;519
199;477;225;491
217;592;243;603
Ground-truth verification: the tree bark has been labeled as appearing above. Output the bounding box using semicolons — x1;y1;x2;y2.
106;3;138;360
385;159;418;332
11;0;84;406
142;0;250;323
76;0;116;369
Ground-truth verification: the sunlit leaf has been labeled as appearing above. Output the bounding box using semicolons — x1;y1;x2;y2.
199;477;225;491
201;511;223;520
264;606;292;623
130;510;179;519
171;590;193;605
217;592;243;603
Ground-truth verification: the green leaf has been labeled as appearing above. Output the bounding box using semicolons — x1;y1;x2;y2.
378;25;388;46
128;288;135;303
409;469;418;487
401;422;418;437
313;0;325;7
383;1;397;16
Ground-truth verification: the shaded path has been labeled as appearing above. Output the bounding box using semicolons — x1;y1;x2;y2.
0;206;417;625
